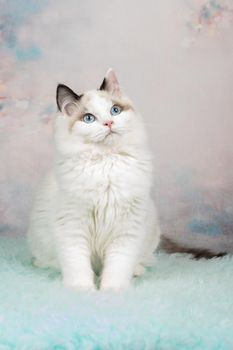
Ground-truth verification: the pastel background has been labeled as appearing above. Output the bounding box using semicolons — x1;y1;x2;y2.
0;0;233;253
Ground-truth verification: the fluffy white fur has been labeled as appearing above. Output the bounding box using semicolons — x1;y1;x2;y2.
27;69;160;291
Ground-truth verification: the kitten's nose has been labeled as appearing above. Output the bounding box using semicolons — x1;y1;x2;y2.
103;120;114;128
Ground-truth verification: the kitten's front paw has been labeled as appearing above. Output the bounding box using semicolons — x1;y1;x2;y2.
101;281;130;292
63;279;96;292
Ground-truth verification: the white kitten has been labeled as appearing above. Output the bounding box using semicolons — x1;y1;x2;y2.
27;69;161;291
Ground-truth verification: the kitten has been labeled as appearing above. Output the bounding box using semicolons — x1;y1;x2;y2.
27;69;161;291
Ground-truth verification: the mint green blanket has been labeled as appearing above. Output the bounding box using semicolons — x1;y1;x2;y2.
0;238;232;350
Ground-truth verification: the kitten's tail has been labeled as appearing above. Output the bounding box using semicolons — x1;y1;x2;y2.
160;235;227;259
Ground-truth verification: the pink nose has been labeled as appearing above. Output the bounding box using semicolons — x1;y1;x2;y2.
103;120;114;128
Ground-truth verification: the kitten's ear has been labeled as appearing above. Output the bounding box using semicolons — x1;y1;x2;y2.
99;68;121;96
56;84;81;116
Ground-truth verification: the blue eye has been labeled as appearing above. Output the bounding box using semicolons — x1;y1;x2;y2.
110;105;122;116
83;113;95;123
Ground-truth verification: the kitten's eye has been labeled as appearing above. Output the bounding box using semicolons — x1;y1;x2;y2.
110;105;122;116
83;113;95;123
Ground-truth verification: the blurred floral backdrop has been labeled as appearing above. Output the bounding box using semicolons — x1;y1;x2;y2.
0;0;233;253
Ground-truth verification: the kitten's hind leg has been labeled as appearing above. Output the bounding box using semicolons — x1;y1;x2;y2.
32;257;58;269
133;264;145;277
32;257;47;268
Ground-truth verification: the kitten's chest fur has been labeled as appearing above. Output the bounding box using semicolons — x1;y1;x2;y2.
57;151;151;207
56;151;151;271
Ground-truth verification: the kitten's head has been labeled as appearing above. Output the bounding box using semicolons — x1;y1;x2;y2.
56;69;144;147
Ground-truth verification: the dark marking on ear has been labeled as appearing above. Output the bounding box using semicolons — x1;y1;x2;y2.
160;235;227;260
99;78;107;91
56;84;81;112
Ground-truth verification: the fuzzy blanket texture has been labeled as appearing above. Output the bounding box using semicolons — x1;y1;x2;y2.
0;238;232;350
